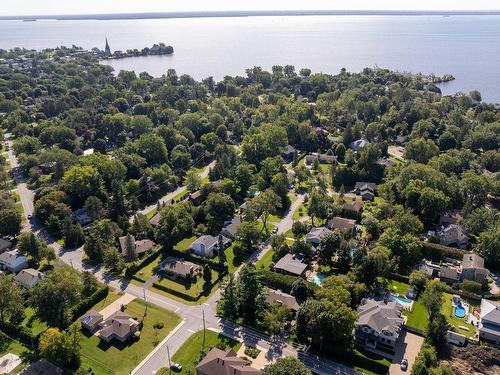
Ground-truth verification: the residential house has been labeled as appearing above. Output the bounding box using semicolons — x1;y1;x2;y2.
161;257;202;280
98;311;139;343
221;216;243;240
327;216;357;232
287;170;295;188
149;212;161;227
304;153;336;166
282;145;297;162
305;227;332;248
80;310;104;332
354;299;404;355
74;208;91;226
435;253;488;284
439;210;462;226
82;148;94;156
479;299;500;344
343;200;363;218
350;139;370;151
190;235;230;258
196;348;260;375
376;158;395;168
0;250;28;273
0;238;13;253
437;224;469;249
461;253;489;283
118;235;155;257
265;289;300;313
354;182;376;202
395;135;408;146
273;253;308;277
188;190;204;206
14;268;44;289
19;359;63;375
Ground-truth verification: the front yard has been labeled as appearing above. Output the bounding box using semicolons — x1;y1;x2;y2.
79;299;181;375
156;330;241;375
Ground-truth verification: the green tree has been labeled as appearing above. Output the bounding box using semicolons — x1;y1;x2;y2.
0;274;24;323
124;233;136;261
203;264;212;286
307;189;330;226
17;231;51;263
409;270;429;295
218;274;238;318
184;168;202;192
84;196;105;221
235;221;261;252
236;264;264;323
262;357;312;375
263;302;292;336
251;189;281;234
317;230;342;266
62;165;104;205
475;226;499;269
0;208;22;236
31;266;83;328
203;193;235;232
39;324;81;369
404;138;439;164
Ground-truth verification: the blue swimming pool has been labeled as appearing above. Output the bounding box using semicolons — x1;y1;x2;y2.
454;305;466;318
313;273;327;286
390;293;413;305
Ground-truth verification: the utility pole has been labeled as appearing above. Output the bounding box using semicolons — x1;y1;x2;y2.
143;287;148;317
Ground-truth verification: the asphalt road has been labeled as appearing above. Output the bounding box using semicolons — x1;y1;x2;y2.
5;142;360;375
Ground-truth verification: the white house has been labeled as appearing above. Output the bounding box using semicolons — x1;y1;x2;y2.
479;299;500;344
0;250;28;273
14;268;44;289
190;235;230;258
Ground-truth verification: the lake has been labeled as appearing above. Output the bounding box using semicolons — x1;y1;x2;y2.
1;15;499;102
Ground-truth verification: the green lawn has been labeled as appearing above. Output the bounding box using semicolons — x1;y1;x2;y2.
79;299;181;375
381;278;410;295
293;202;308;220
174;236;197;252
255;248;275;271
223;246;243;274
87;291;124;311
21;307;47;336
154;269;220;298
157;330;241;375
441;293;477;338
0;332;31;357
268;193;298;223
324;346;391;375
403;300;428;331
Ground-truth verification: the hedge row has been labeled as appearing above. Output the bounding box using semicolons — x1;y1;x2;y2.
0;320;38;348
72;286;109;321
257;270;318;296
151;272;224;302
125;249;161;277
421;242;466;261
390;273;410;284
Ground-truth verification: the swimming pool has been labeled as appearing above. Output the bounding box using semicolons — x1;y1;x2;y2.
390;294;413;304
454;305;466;318
313;273;326;285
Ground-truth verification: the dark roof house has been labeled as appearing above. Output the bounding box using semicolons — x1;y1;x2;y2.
327;216;356;231
80;310;104;332
161;257;202;279
273;253;308;277
118;235;155;257
98;311;139;343
196;348;260;375
266;289;300;312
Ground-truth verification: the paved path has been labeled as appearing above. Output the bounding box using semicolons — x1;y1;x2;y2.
6;143;359;375
98;293;136;319
131;160;216;221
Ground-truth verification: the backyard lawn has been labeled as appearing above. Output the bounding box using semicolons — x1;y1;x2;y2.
441;293;477;338
268;193;298;223
21;307;47;336
403;300;428;331
156;330;241;375
79;299;181;375
255;248;275;271
174;236;197;252
223;246;243;274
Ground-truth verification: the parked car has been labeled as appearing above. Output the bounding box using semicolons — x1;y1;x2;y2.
170;363;182;372
400;359;408;371
272;227;278;234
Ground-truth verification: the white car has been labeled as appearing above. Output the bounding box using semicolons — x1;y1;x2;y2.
400;358;408;371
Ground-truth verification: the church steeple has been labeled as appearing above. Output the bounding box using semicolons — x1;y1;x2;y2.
104;37;111;55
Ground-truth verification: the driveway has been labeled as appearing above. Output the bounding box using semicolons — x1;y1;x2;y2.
389;331;424;375
98;293;136;319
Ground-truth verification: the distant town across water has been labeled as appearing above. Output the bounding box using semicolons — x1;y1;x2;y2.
1;14;500;103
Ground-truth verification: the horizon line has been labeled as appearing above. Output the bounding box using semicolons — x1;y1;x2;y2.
1;9;500;20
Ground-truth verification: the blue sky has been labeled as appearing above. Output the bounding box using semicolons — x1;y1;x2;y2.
1;0;499;16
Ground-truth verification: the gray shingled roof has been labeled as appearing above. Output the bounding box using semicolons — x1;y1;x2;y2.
356;299;404;336
273;253;307;276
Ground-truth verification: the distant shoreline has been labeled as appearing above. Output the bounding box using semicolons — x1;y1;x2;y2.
1;9;500;21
